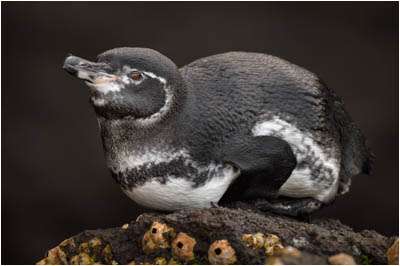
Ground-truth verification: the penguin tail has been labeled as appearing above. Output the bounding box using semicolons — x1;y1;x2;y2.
326;87;374;194
361;148;375;175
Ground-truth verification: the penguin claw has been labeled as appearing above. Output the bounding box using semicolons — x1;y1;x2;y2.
210;202;220;208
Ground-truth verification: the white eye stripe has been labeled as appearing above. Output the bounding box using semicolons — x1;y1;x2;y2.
143;71;166;84
121;66;167;85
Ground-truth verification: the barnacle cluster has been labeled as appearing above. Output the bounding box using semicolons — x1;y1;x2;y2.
39;220;373;265
37;245;68;265
37;238;75;265
241;232;266;249
142;222;197;263
142;222;238;264
241;232;361;265
242;232;290;256
241;232;302;264
37;237;116;265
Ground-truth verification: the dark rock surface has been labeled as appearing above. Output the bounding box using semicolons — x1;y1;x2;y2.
37;206;396;265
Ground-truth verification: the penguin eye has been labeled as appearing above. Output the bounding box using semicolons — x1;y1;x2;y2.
130;71;143;81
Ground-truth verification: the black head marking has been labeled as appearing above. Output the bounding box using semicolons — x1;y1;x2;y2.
63;48;185;121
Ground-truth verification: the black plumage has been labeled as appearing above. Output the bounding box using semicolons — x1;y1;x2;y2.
63;47;373;215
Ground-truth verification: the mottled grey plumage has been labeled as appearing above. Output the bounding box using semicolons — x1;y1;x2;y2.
63;47;373;215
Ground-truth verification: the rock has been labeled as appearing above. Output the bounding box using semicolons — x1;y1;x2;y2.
386;238;399;265
37;206;395;264
328;253;356;265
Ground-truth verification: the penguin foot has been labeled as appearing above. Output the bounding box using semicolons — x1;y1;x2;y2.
253;197;323;217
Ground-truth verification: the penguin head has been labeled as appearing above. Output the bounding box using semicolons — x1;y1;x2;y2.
63;47;183;122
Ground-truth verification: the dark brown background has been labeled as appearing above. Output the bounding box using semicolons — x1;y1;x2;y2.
2;2;398;264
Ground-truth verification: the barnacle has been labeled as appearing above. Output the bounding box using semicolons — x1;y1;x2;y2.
36;246;68;265
142;222;175;253
274;246;301;258
171;232;197;262
154;257;168;265
59;237;76;249
265;256;283;265
73;238;105;263
37;236;114;265
168;258;181;265
387;238;399;265
70;253;96;265
264;234;282;256
102;244;114;264
272;243;285;255
208;240;237;265
265;245;302;264
242;233;266;249
328;253;356;265
142;231;157;254
79;242;90;253
89;237;102;248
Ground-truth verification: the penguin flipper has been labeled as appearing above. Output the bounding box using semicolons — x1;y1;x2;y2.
221;135;297;202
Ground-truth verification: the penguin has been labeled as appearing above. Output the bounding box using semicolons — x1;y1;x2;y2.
63;47;373;216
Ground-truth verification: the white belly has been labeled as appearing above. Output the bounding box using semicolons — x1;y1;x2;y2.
123;164;240;210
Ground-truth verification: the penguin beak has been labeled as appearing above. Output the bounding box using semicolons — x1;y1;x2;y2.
63;54;116;84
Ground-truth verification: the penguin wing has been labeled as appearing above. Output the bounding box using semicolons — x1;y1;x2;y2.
222;135;297;197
